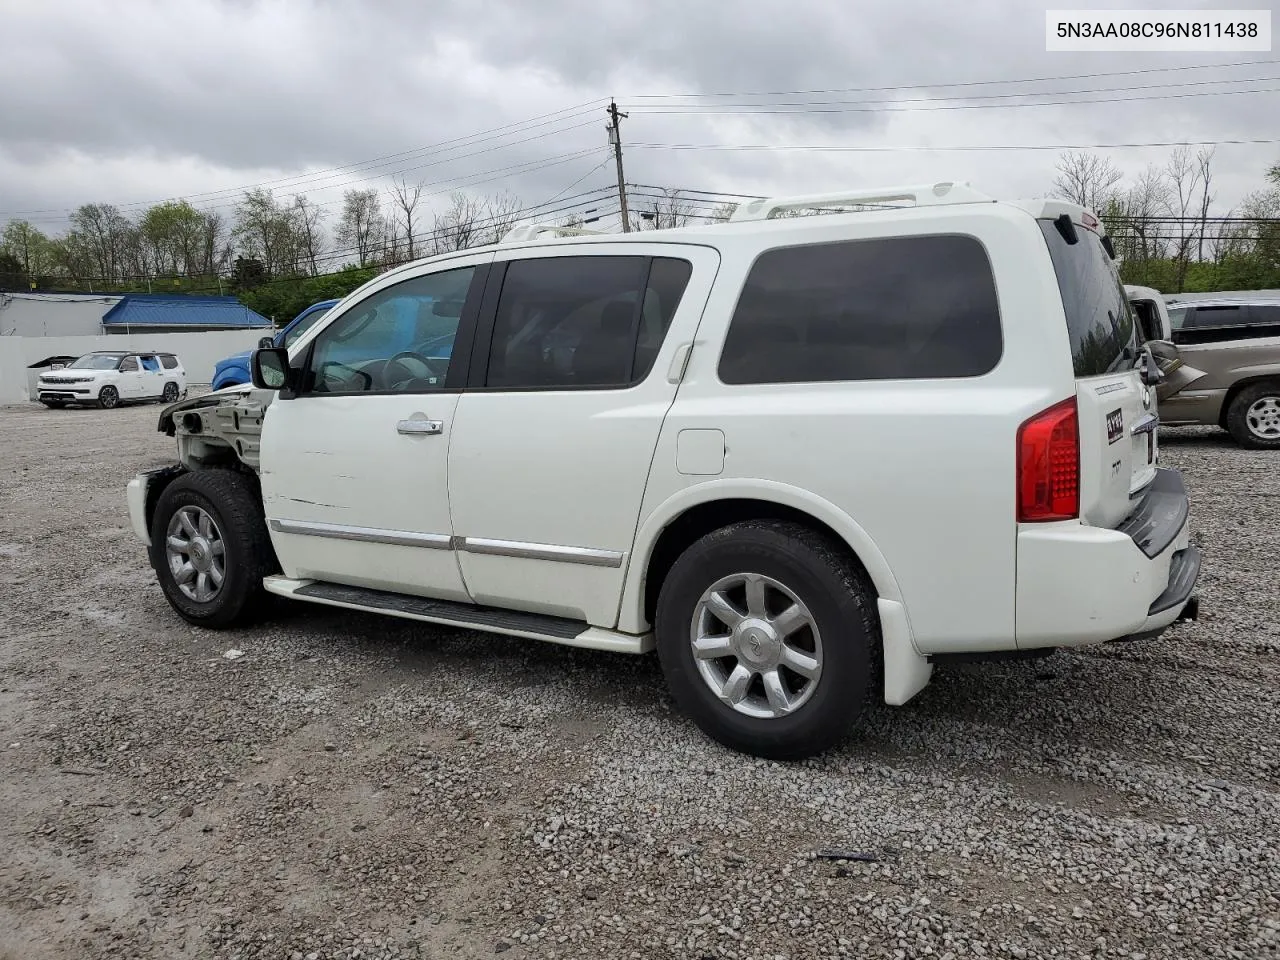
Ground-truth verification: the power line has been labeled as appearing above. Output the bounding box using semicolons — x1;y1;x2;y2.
624;58;1280;99
626;137;1280;154
627;73;1280;110
627;84;1280;116
0;100;608;218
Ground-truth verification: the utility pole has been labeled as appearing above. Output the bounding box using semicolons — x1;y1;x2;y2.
606;99;630;232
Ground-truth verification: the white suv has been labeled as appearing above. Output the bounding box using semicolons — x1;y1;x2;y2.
124;182;1200;760
38;350;187;409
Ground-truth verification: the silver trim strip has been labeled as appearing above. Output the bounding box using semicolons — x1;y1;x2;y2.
1130;412;1160;435
459;537;624;568
268;518;452;550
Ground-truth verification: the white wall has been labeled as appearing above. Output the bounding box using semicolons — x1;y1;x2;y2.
0;293;122;337
0;328;273;405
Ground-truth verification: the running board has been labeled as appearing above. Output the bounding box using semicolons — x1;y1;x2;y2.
262;576;653;654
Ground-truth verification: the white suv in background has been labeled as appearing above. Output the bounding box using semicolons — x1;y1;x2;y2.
38;350;187;409
125;182;1200;760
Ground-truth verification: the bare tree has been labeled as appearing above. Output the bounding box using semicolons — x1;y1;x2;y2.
631;189;697;231
1052;151;1125;214
336;189;385;267
477;192;523;245
708;202;739;223
1164;146;1207;292
429;192;484;254
233;189;302;278
292;194;326;276
389;178;424;262
1195;147;1216;263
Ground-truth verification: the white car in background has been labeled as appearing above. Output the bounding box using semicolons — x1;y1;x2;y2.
36;350;187;409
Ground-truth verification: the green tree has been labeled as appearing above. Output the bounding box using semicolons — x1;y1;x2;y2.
1;220;55;284
0;251;26;290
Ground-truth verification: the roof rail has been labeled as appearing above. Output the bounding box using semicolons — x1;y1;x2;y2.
728;181;994;222
500;223;607;244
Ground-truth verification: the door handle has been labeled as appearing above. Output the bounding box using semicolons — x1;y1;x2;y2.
397;418;443;435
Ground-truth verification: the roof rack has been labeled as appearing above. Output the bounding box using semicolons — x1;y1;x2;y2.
499;223;607;244
728;181;994;222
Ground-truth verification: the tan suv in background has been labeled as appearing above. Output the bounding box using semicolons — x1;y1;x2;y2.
1127;286;1280;449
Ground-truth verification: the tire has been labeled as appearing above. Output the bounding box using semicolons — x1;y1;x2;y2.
97;385;120;409
148;469;279;629
161;382;180;403
41;401;66;409
1225;382;1280;450
654;520;881;761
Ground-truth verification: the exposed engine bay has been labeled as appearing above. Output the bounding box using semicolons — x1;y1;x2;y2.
157;387;276;472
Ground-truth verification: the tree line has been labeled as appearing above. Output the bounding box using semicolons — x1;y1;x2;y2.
1051;149;1280;293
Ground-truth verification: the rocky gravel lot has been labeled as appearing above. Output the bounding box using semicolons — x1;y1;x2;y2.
0;399;1277;960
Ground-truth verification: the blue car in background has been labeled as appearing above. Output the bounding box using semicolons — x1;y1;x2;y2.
211;299;339;390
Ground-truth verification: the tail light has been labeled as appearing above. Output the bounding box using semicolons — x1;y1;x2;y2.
1017;397;1079;522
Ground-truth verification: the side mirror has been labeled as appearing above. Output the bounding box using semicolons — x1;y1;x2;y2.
258;336;275;349
1137;343;1166;387
251;347;294;392
1145;339;1179;363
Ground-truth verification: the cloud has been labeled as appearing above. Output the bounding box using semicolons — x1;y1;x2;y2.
0;0;1276;235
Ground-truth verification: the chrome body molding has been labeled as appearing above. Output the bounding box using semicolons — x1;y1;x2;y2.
458;537;624;568
266;519;623;567
267;518;451;550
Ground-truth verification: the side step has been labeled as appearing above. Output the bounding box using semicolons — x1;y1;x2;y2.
262;576;653;654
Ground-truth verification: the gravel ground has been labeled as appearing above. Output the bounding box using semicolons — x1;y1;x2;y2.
0;399;1277;960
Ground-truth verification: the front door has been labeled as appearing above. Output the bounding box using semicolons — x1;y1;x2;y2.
260;256;490;600
447;245;718;626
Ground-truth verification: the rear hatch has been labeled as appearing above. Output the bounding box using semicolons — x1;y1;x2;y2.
1039;217;1155;529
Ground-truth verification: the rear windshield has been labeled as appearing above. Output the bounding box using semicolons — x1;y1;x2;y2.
1038;221;1138;377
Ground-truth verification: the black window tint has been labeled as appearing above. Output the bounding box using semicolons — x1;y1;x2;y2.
160;354;178;369
305;266;475;394
1038;222;1137;377
1248;304;1280;327
486;256;653;389
1190;305;1244;328
718;235;1001;385
634;258;693;381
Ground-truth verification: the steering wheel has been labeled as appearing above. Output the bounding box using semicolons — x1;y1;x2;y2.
383;351;448;390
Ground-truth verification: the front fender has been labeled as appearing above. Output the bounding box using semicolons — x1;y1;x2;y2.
617;478;908;633
211;362;251;390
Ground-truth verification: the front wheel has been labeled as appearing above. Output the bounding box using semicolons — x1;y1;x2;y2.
655;520;881;761
97;385;120;409
1226;382;1280;449
149;469;278;628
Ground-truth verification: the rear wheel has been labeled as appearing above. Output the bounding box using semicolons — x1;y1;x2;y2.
161;382;180;403
655;520;880;760
149;469;278;628
1226;382;1280;449
97;385;120;409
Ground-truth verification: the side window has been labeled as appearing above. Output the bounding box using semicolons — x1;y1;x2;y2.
304;266;476;394
719;235;1002;385
160;355;179;370
284;307;331;348
1246;304;1280;328
1190;305;1244;328
484;255;690;390
139;355;160;372
1168;306;1190;330
118;356;139;372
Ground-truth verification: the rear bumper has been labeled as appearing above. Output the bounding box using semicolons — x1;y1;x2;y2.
1015;468;1199;649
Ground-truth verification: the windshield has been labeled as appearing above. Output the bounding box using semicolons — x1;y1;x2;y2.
69;354;122;370
283;307;331;348
1039;221;1138;377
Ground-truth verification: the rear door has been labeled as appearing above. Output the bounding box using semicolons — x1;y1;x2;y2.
1038;220;1153;528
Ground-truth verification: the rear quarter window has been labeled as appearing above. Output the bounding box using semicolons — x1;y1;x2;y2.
160;355;179;370
1038;222;1138;378
718;235;1003;385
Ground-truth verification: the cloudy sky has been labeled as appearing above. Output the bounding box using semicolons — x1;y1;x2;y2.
1;0;1276;245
